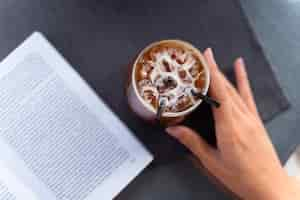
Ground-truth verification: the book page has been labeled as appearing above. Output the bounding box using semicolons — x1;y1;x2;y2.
0;161;38;200
0;32;153;200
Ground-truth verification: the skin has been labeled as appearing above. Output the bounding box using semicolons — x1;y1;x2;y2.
166;48;300;200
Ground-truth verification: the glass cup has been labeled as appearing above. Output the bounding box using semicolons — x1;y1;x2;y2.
127;40;210;125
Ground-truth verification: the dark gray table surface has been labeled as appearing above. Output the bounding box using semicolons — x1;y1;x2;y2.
0;0;299;200
240;0;300;163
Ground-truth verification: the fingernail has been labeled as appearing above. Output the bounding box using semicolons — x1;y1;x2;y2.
166;126;182;138
237;57;245;66
205;48;214;59
205;47;212;56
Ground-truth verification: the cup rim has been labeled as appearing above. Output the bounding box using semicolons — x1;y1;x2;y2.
132;39;210;118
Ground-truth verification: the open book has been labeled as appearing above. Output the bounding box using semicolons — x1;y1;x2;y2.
0;32;153;200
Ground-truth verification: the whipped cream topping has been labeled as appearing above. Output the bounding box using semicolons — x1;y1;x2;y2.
137;46;205;112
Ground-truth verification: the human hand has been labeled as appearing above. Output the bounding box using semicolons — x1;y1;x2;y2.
166;48;300;199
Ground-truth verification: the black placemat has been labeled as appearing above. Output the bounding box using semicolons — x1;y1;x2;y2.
0;0;290;164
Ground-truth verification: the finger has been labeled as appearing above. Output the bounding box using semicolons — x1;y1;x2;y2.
218;69;249;114
204;48;239;121
204;48;228;103
211;59;253;116
166;126;217;163
234;58;259;117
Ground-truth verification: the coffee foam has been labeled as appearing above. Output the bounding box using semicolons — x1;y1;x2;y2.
138;46;205;112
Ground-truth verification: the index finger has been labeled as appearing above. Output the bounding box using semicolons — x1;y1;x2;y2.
203;48;228;103
203;48;234;121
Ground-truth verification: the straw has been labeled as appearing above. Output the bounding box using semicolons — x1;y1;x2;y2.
191;90;220;108
156;97;167;120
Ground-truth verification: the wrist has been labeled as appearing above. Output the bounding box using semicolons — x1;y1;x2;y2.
259;173;300;200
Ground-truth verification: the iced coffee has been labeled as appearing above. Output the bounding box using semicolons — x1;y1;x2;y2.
127;40;210;125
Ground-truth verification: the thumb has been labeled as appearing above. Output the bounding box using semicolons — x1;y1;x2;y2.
166;126;217;163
